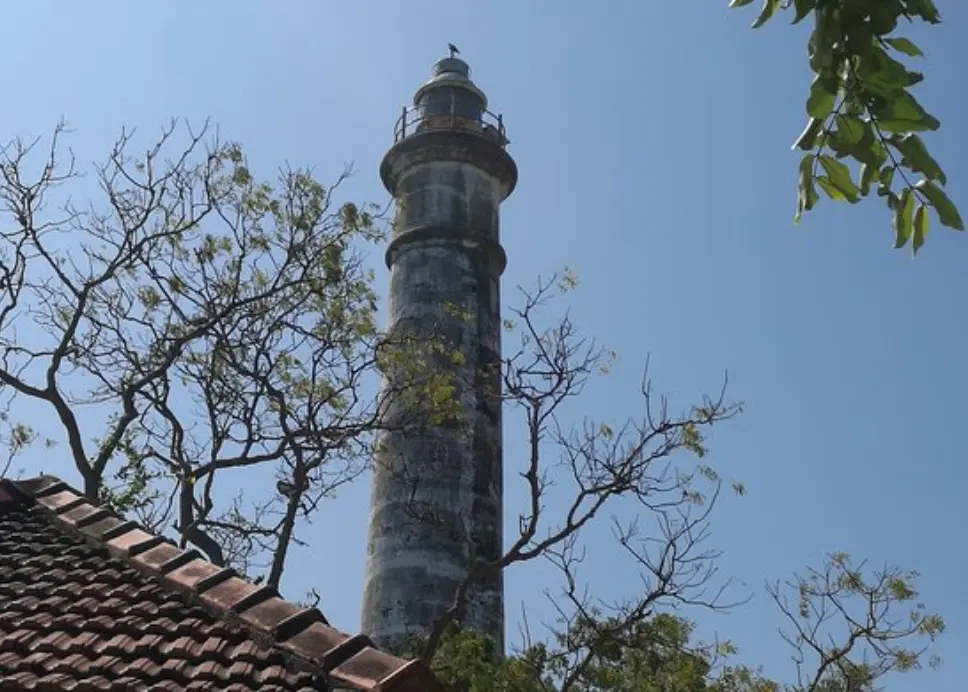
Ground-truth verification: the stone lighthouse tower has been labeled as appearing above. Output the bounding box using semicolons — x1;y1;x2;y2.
361;50;517;654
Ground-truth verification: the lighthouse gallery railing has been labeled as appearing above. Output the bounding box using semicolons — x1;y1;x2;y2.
392;95;508;148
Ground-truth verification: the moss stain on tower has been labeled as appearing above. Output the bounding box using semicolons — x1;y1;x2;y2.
361;53;517;655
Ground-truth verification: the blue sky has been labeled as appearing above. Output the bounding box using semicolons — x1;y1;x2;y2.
3;2;966;689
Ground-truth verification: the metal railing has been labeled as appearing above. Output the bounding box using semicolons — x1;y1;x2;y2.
393;96;508;148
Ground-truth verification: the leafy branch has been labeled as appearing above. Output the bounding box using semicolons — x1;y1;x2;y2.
730;0;961;254
770;552;944;692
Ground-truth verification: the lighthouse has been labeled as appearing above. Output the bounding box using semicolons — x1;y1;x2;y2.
361;50;517;654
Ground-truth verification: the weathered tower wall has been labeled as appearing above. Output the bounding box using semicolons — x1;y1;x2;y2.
361;57;517;655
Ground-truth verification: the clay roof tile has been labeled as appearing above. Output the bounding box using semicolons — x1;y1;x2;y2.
0;475;444;691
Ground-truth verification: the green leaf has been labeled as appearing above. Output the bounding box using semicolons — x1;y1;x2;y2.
835;115;864;145
905;71;925;87
916;179;965;231
792;0;814;24
751;0;778;28
728;0;756;6
869;90;930;125
807;76;837;119
912;204;929;255
859;163;876;197
816;176;846;201
860;49;920;98
879;166;895;186
886;37;924;57
893;189;914;248
910;0;941;23
892;134;946;184
862;140;889;168
796;154;818;223
793;118;823;151
852;122;889;167
827;117;886;167
877;165;895;197
877;115;940;133
818;155;860;203
871;2;901;35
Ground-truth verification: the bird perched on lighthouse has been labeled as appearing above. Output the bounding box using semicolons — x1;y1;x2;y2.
448;42;460;58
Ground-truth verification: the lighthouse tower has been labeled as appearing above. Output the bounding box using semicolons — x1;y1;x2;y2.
361;50;517;654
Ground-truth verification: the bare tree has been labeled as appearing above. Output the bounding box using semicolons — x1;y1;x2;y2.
417;272;745;666
0;120;445;587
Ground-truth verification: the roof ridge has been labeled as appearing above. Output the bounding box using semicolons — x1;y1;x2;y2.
0;475;441;692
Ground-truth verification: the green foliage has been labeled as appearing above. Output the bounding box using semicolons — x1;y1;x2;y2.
731;0;960;254
375;332;464;427
424;623;549;692
428;615;775;692
559;613;713;692
427;616;708;692
0;411;38;479
98;439;161;517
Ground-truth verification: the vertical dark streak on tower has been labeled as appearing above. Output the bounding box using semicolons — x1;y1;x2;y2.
361;52;517;655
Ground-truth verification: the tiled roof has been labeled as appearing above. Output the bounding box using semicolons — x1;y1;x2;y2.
0;476;442;692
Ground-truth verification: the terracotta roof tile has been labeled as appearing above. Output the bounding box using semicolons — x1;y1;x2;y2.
0;475;445;691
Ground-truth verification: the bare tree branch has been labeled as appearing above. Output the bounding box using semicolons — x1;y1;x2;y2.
418;273;744;663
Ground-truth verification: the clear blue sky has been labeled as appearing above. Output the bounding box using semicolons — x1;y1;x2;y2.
4;2;966;689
